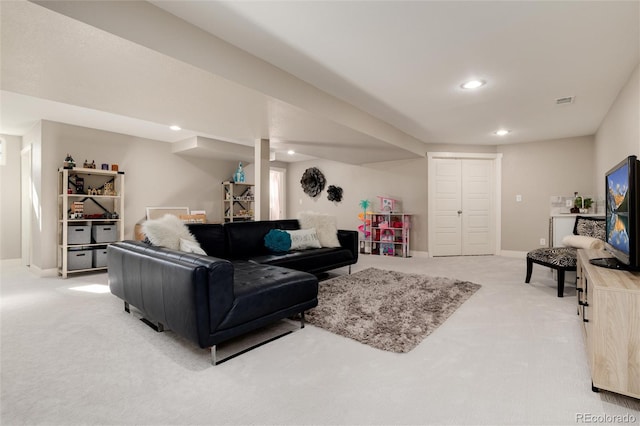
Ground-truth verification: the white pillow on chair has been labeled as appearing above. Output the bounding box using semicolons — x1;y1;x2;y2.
562;235;604;250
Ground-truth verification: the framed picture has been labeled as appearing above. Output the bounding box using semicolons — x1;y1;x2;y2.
378;196;396;212
145;207;190;221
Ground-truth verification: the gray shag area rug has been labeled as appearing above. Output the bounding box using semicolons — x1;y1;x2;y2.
306;267;481;353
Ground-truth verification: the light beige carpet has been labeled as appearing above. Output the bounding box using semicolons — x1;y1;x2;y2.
307;267;481;353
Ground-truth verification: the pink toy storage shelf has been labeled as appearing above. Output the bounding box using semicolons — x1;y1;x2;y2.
358;212;411;257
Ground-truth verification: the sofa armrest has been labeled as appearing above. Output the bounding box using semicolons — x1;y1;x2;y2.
337;230;359;262
107;241;235;348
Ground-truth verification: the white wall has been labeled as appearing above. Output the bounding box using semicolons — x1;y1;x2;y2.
0;134;23;259
23;120;239;272
286;138;599;254
498;136;595;252
22;122;45;270
594;63;640;197
287;158;428;253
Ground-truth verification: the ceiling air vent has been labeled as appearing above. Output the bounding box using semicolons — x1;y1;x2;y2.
555;96;575;105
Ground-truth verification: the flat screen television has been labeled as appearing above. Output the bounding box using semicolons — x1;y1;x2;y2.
590;155;640;270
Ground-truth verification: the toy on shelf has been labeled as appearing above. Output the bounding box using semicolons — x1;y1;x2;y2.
357;212;372;237
380;229;394;242
103;182;115;196
70;201;84;219
358;200;372;236
63;154;76;169
381;243;395;256
377;196;398;212
358;200;373;254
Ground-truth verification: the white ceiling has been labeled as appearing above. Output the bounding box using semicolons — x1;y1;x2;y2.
1;0;639;164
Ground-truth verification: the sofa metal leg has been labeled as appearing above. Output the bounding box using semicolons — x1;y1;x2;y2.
211;346;217;366
349;265;351;274
300;312;306;329
124;301;130;313
140;317;165;332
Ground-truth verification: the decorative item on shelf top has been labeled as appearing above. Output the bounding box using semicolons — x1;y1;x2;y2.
378;196;397;212
63;154;76;169
83;159;97;169
574;195;593;214
327;185;343;202
101;163;109;170
233;162;245;183
300;167;326;197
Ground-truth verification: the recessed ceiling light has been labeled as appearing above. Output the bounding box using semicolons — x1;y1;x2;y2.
287;150;295;155
461;80;486;89
169;125;181;131
494;129;510;136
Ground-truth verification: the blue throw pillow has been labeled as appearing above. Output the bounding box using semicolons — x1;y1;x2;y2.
264;229;292;253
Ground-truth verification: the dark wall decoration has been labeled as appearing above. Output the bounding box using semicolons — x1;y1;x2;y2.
300;167;326;197
327;185;343;203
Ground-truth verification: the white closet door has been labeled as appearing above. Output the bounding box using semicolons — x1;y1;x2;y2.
431;158;495;256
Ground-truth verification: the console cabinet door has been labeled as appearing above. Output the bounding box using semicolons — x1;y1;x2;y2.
592;288;640;396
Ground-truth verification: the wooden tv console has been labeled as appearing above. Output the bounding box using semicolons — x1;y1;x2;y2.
576;249;640;399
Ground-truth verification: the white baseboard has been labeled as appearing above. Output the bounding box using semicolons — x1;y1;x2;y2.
381;250;525;259
410;250;429;258
500;250;527;258
30;265;58;277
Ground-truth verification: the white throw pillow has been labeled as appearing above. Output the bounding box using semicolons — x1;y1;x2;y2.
179;237;207;255
298;212;341;248
562;235;604;250
141;214;199;251
287;228;322;250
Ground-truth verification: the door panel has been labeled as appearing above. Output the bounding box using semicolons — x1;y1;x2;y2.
462;159;493;255
432;159;462;256
431;158;494;256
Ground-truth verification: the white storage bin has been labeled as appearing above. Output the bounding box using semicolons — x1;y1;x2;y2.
68;225;91;245
92;247;109;268
67;249;92;270
92;225;117;243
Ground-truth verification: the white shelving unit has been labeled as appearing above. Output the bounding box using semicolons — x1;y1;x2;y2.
222;181;254;222
359;212;411;257
58;167;125;278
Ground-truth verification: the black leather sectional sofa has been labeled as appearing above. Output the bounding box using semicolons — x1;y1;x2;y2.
107;219;358;364
189;219;358;274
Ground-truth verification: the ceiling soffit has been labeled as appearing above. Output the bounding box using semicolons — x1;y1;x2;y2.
20;0;426;160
